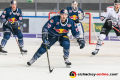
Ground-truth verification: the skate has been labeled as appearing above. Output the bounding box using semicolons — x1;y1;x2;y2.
20;47;27;54
0;45;7;55
91;49;99;57
27;59;36;66
63;56;71;68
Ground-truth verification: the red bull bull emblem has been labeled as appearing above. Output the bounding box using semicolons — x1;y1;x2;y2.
8;18;17;23
70;15;78;20
55;29;68;33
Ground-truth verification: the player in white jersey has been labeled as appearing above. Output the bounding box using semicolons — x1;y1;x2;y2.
92;0;120;56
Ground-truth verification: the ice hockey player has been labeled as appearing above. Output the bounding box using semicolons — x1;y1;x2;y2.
27;9;85;67
67;1;85;38
0;0;27;54
92;0;120;56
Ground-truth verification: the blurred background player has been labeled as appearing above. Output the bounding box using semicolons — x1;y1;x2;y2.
0;0;27;54
67;1;85;39
27;9;85;67
92;0;120;56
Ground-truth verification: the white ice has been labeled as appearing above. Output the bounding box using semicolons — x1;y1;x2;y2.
0;37;120;80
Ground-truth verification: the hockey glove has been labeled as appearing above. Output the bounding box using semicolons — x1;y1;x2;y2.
77;38;85;49
12;21;19;28
4;21;12;28
42;32;50;46
106;19;112;28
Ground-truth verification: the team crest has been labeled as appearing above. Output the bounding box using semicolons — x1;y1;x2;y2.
50;19;54;23
17;13;20;16
67;24;71;27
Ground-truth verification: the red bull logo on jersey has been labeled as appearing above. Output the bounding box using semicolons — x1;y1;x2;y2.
8;18;17;23
4;11;6;14
50;19;54;23
55;29;68;33
70;15;78;20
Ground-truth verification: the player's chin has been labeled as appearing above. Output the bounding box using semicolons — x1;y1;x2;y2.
63;18;66;20
62;20;66;22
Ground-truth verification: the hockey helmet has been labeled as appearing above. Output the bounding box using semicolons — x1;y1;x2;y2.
71;1;78;8
10;0;17;5
60;9;68;15
114;0;120;3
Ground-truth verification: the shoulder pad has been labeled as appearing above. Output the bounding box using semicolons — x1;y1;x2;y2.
50;15;60;22
5;7;10;11
67;7;72;9
68;17;74;22
107;6;114;9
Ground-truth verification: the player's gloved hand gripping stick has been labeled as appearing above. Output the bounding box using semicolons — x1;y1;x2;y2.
77;38;85;49
106;19;120;33
10;24;23;57
112;26;120;33
42;32;54;73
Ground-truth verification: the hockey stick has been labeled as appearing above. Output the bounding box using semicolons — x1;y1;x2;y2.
112;26;120;33
10;25;23;57
46;45;54;73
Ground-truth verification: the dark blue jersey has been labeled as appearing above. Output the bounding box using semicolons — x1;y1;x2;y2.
42;16;80;38
67;7;84;22
1;7;22;24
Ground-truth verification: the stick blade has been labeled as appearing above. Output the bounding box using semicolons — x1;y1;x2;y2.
50;68;54;73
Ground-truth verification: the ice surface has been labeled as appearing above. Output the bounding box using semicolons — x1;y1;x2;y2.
0;37;120;80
